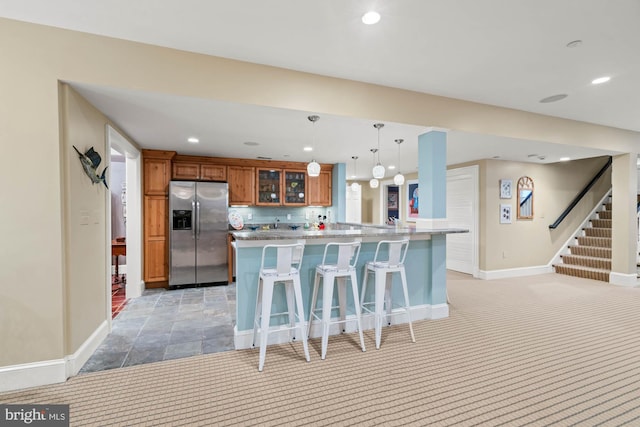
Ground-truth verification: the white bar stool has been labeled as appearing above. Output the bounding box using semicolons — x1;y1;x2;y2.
252;242;310;371
307;241;366;359
361;239;416;349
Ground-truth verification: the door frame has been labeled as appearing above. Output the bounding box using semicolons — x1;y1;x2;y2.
107;125;143;315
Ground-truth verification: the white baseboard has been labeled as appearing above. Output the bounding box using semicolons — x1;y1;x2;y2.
65;320;109;377
609;272;639;287
0;359;67;393
0;321;109;393
477;265;553;280
234;303;447;350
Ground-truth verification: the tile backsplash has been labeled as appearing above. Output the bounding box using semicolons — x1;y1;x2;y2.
228;206;331;226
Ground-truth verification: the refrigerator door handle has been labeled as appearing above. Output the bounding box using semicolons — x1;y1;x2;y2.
196;200;201;239
191;200;196;239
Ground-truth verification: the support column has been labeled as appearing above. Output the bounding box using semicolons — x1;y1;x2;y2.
417;130;448;305
610;153;639;286
332;162;346;222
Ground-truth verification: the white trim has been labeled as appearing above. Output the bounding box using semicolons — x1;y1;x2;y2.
0;321;109;393
478;265;553;280
0;360;67;393
609;272;640;287
233;304;448;349
64;320;109;377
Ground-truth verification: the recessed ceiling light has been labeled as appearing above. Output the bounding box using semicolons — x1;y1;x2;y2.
560;157;571;161
566;40;583;48
388;165;396;170
540;94;568;103
362;11;381;25
187;137;199;143
244;141;259;146
303;147;313;152
591;76;610;85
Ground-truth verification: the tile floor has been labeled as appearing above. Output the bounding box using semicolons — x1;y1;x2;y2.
80;284;236;374
111;284;127;318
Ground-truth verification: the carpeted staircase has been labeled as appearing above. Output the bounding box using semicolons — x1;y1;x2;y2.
554;200;612;282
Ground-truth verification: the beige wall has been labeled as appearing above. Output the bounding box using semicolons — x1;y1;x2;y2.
0;17;638;373
60;85;110;353
477;157;611;271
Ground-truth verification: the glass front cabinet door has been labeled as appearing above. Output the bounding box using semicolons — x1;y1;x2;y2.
283;170;307;206
256;169;282;206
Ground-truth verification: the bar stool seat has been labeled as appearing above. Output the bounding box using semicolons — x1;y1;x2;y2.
361;239;416;349
252;242;310;371
308;241;366;359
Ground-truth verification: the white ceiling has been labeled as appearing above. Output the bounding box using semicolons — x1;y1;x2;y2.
2;0;636;178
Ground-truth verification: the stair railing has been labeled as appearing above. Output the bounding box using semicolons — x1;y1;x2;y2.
549;156;612;229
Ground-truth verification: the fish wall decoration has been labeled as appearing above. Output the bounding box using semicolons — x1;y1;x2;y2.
73;145;109;189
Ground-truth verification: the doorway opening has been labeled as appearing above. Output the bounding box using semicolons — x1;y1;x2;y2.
107;126;142;321
379;180;401;225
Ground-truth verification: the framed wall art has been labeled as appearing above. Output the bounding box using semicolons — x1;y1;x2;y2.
406;180;419;221
500;204;512;224
500;179;512;199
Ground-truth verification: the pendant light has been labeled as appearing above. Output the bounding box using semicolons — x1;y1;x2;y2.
306;115;321;177
371;123;385;179
350;156;361;191
369;148;379;188
393;139;405;185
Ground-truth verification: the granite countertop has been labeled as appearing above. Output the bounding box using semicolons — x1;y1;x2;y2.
231;222;468;240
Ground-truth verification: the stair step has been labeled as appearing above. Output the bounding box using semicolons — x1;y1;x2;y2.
576;236;611;248
584;227;612;238
590;219;612;228
560;254;612;270
553;264;610;282
604;202;612;211
569;245;612;259
598;211;612;220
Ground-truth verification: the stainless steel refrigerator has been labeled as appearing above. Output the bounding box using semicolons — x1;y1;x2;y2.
169;181;228;288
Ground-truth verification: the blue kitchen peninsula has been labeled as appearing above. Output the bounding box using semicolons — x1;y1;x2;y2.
230;222;467;349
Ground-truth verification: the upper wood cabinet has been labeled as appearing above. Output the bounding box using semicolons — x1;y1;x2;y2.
283;170;307;206
172;161;226;182
308;170;332;206
144;158;171;195
228;166;255;205
256;168;282;206
143;150;175;195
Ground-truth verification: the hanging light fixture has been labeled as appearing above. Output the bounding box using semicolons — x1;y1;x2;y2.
369;148;379;188
393;139;405;185
350;156;361;191
306;115;321;177
371;123;385;179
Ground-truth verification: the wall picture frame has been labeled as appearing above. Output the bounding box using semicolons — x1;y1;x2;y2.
500;179;512;199
406;180;419;221
500;204;512;224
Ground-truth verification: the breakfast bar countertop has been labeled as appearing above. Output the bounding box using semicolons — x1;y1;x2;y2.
231;222;468;240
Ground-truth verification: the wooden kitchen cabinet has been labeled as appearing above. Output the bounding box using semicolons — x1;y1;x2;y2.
142;150;175;288
256;168;282;206
308;170;332;206
143;195;168;286
228;166;255;205
144;158;171;195
172;161;226;181
283;170;307;206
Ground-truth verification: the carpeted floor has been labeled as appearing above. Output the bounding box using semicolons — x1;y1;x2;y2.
2;271;640;426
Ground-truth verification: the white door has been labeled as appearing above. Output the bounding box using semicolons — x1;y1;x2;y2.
346;183;362;223
446;166;478;275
